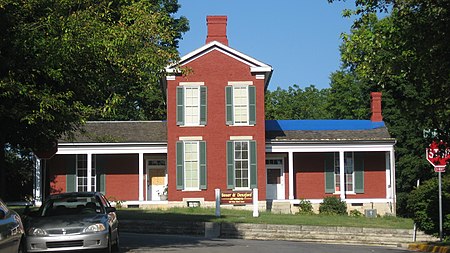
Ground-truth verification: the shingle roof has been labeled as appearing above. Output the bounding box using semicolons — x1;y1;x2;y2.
265;120;394;143
59;121;167;143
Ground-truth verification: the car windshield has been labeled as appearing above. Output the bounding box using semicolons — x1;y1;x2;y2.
40;196;103;217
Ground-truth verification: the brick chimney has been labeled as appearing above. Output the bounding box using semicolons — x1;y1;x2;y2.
370;92;383;122
206;15;228;45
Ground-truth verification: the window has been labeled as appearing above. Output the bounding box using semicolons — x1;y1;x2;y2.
226;140;257;189
334;152;354;192
234;141;249;188
76;154;96;192
225;84;256;126
325;152;364;194
177;85;207;126
176;141;207;190
184;142;200;189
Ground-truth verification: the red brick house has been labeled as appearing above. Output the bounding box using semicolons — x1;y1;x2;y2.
33;16;396;215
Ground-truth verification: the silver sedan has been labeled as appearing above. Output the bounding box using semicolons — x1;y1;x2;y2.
0;198;25;253
24;192;119;253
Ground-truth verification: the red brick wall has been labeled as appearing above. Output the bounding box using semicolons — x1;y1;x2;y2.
46;154;74;195
294;152;386;199
167;49;267;201
100;154;139;201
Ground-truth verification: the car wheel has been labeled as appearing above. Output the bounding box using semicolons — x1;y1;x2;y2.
112;231;119;252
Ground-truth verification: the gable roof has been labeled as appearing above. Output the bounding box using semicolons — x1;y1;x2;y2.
162;41;273;91
266;120;395;143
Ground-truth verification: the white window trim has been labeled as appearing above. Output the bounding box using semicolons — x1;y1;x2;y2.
334;152;355;194
232;85;249;126
234;140;251;190
183;86;201;126
76;154;96;192
183;141;200;191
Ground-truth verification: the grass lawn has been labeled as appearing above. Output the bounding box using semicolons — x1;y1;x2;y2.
116;207;414;230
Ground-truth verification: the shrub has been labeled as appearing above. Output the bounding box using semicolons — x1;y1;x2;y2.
298;199;314;214
349;209;363;217
406;175;450;240
319;196;347;215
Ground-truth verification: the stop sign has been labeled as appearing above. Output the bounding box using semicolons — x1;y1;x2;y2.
426;141;450;168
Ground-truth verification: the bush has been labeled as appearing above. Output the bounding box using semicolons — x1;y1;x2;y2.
319;196;347;215
349;209;363;217
406;174;450;240
298;199;314;214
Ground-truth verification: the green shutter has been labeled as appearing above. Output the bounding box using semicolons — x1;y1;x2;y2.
199;141;207;189
226;141;234;189
176;141;184;190
225;86;233;125
248;86;256;125
200;86;207;125
66;155;77;192
176;87;184;125
324;153;335;194
354;152;364;193
95;155;106;194
249;141;257;189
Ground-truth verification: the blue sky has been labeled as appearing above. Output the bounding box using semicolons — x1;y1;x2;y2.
175;0;356;91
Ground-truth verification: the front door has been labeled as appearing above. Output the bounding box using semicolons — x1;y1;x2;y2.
266;159;285;200
146;160;167;201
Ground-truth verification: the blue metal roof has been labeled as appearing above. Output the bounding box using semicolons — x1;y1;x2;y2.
265;120;385;131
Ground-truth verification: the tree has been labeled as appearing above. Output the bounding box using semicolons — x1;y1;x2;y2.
407;174;450;239
0;0;189;198
265;85;331;120
328;0;450;215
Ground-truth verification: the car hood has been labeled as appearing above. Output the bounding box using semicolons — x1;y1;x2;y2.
26;214;107;229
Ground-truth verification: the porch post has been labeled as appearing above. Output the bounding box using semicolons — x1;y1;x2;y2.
390;148;396;215
138;153;144;201
339;151;345;200
34;158;42;205
385;151;391;199
87;153;92;191
288;151;294;200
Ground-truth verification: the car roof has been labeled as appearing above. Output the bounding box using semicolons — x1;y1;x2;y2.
47;192;101;199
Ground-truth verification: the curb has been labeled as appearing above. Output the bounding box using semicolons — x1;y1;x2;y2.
408;243;449;253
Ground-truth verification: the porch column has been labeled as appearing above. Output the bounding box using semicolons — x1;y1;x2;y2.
34;158;42;205
87;153;92;191
385;151;391;199
339;151;345;200
138;153;144;201
288;151;294;200
390;148;396;215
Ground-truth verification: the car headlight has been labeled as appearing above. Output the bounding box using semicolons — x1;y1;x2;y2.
28;227;48;237
83;223;106;233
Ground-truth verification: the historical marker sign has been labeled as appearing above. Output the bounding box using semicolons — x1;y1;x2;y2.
220;191;252;205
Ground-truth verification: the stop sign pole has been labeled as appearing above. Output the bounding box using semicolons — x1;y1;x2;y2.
426;141;449;242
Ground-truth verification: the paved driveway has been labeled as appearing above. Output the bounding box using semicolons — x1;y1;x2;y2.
120;232;414;253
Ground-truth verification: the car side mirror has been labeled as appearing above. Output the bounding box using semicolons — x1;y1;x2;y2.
106;207;116;213
0;209;6;219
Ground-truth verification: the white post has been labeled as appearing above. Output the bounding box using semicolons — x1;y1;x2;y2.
253;188;259;217
87;153;92;191
215;188;221;217
34;158;42;205
339;151;345;200
288;152;294;199
138;153;144;201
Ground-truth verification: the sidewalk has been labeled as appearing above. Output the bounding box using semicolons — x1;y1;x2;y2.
408;243;449;253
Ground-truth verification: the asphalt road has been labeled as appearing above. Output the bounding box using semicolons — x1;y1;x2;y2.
120;232;414;253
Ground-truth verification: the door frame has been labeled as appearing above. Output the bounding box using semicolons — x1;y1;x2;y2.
266;157;285;200
145;159;167;201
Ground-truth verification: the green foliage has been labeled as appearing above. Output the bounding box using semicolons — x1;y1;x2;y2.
329;0;450;216
297;199;314;214
0;0;188;197
319;196;347;215
265;84;331;120
2;146;34;201
406;175;450;239
349;209;363;217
